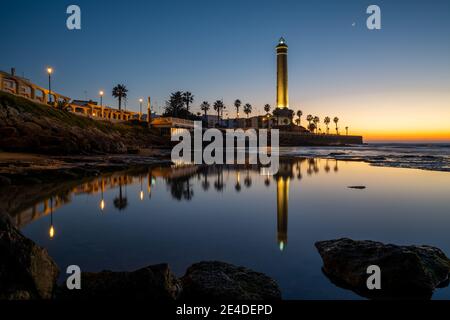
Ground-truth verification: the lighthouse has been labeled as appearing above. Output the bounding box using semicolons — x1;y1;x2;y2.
276;37;289;109
274;37;294;126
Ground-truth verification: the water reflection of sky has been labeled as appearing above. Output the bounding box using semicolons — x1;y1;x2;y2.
17;158;450;299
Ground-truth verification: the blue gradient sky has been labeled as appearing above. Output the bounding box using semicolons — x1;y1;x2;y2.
1;0;449;141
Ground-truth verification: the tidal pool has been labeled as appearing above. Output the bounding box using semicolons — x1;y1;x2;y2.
15;157;450;299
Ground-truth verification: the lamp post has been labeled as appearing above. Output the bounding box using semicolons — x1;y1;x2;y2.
99;90;104;118
139;98;143;121
47;67;53;105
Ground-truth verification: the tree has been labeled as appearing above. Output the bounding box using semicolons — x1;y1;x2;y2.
200;101;210;117
213;100;225;127
345;126;349;135
164;91;185;117
324;116;331;134
333;117;339;134
296;110;303;126
264;104;271;114
243;103;252;118
308;122;316;133
182;91;194;112
306;114;313;126
112;84;128;111
234;99;242;118
313;116;320;133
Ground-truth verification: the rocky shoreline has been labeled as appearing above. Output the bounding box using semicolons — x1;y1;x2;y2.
0;91;169;155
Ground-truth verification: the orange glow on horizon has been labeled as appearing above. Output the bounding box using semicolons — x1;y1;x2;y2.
290;90;450;143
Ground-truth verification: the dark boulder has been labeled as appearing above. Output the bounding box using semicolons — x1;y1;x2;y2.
315;238;450;299
58;263;181;300
180;261;281;301
0;215;59;299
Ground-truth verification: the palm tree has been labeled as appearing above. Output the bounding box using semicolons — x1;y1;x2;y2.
333;117;339;134
200;101;210;117
308;122;316;133
313;116;320;133
306;114;313;126
243;103;252;118
112;84;128;111
213;100;225;127
182;91;194;112
264;104;271;114
345;126;349;135
324;116;331;134
164;91;184;117
234;99;242;118
296;110;303;126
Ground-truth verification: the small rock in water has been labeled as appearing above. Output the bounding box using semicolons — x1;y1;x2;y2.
180;261;281;301
315;238;450;299
348;186;366;189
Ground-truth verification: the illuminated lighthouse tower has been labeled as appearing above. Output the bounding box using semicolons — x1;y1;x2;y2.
276;37;289;109
274;37;294;126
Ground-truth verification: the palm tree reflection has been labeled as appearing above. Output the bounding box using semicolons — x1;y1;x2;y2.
113;179;128;211
16;158;343;252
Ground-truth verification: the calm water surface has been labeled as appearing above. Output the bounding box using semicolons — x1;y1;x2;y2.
15;157;450;299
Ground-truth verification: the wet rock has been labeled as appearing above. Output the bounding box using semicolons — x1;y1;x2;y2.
181;261;281;301
0;215;59;299
315;238;450;299
58;264;180;300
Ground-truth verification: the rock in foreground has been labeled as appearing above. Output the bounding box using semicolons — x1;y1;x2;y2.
181;261;281;301
315;238;450;299
58;264;180;300
0;215;59;299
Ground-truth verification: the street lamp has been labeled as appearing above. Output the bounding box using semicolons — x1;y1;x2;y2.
139;98;143;120
47;67;53;104
99;90;104;118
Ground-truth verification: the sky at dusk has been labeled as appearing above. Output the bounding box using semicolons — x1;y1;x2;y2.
1;0;449;141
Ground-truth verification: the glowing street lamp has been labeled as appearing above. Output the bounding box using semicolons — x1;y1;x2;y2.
139;98;143;120
47;67;53;104
99;90;105;118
